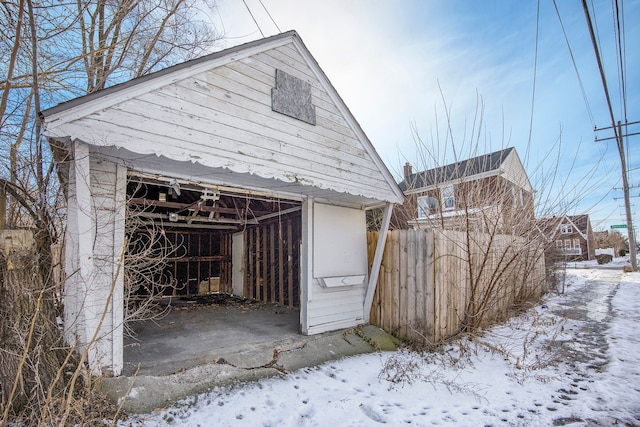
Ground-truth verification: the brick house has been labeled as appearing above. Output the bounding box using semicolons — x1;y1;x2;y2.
537;214;596;261
395;147;535;234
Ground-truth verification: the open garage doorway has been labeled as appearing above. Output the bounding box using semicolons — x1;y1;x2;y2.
123;173;303;375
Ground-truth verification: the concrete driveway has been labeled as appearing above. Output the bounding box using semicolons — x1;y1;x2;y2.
101;295;398;413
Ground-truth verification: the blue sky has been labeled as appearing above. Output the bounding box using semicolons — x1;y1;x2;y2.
209;0;639;232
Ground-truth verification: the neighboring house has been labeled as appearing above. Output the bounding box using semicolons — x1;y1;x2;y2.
395;147;535;234
40;31;404;376
537;214;596;261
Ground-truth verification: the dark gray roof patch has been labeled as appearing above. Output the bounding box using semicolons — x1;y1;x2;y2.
399;147;514;191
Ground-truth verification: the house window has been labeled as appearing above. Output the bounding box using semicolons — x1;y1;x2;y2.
573;239;580;249
561;224;572;234
555;240;563;248
417;196;438;218
441;185;455;211
564;239;571;248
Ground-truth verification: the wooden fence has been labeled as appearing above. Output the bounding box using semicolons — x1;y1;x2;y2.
367;229;546;343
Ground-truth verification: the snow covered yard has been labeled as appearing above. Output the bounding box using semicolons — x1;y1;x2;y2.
124;261;640;426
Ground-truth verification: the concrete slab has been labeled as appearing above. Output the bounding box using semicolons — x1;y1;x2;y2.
123;298;301;376
103;298;400;413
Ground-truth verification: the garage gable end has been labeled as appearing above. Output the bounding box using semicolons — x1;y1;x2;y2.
42;31;403;206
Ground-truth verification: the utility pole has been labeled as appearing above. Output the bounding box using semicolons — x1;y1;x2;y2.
582;0;637;270
617;121;637;270
595;121;637;270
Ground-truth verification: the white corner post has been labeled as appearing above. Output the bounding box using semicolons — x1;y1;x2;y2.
64;140;126;376
64;140;96;363
110;163;127;376
299;197;313;334
363;203;393;323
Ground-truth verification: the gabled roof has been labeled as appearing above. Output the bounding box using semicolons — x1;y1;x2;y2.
41;31;404;206
564;214;591;240
399;148;516;192
536;214;592;241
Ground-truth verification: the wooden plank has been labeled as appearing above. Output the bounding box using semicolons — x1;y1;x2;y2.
398;230;408;337
383;232;393;332
436;230;447;341
262;224;268;302
287;219;294;307
270;222;276;303
414;229;426;342
185;233;191;296
249;228;256;299
406;230;417;340
278;221;285;306
390;230;397;333
425;230;435;343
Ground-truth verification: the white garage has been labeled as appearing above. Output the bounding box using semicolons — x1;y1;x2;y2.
42;31;403;376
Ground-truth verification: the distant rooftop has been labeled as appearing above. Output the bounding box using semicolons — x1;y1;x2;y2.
399;147;515;192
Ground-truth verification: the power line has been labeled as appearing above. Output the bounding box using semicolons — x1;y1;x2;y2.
613;0;627;123
258;0;281;33
242;0;264;37
552;0;595;127
525;0;540;166
582;0;618;141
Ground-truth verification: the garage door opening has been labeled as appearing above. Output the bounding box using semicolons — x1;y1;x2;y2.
123;174;303;375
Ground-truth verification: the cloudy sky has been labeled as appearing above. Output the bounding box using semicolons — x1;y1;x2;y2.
208;0;639;231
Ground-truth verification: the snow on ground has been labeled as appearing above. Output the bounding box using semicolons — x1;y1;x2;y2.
125;259;640;426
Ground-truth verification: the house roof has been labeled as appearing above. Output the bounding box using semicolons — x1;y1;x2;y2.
399;147;516;192
565;214;592;240
41;31;404;207
536;214;592;241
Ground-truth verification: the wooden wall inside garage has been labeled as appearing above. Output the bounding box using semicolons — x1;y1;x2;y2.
162;229;232;296
245;214;301;308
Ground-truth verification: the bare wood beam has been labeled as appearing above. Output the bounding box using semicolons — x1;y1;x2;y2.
135;211;258;225
128;197;273;216
254;206;302;222
135;219;239;230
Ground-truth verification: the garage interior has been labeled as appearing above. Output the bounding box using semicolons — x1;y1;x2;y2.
123;173;304;375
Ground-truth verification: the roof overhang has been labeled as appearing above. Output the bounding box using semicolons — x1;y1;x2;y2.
51;137;390;209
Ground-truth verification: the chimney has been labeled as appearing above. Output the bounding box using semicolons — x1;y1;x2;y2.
403;162;413;179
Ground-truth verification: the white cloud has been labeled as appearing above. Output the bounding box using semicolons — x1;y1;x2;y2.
211;0;640;230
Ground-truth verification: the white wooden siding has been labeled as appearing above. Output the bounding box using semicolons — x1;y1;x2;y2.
45;41;400;204
306;282;366;334
502;151;533;193
306;203;368;334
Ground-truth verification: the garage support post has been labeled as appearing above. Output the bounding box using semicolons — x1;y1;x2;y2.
64;140;125;376
363;203;393;323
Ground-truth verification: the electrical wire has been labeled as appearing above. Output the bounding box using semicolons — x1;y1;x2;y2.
552;0;595;127
582;0;618;143
613;0;627;123
258;0;281;33
525;0;540;166
613;0;632;182
242;0;264;37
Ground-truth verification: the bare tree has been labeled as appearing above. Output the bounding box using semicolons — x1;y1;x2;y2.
393;95;607;334
123;198;186;336
0;0;223;421
594;229;628;256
